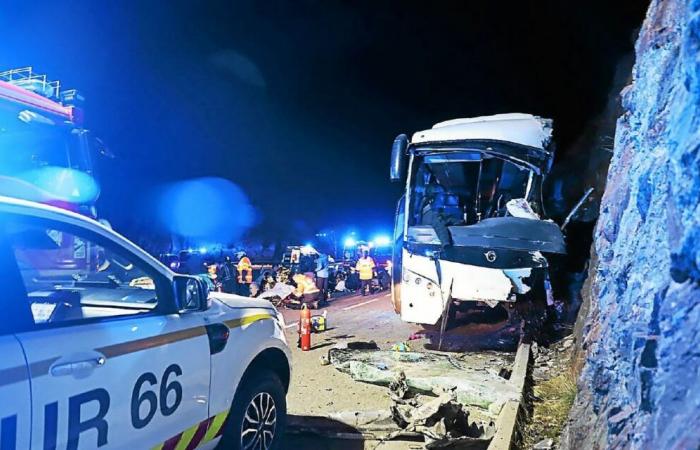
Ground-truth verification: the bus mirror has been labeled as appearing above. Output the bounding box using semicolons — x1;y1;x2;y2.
390;134;409;182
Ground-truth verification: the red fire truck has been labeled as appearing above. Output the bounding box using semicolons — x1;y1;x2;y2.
0;67;110;270
0;67;107;217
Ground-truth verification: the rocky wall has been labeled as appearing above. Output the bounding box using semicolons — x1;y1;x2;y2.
563;0;700;448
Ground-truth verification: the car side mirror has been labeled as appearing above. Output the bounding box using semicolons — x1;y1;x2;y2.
390;134;409;182
174;275;209;312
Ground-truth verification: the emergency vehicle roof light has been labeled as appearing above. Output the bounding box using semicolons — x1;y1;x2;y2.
373;235;391;247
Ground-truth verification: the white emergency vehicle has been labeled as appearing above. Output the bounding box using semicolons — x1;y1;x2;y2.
0;196;291;450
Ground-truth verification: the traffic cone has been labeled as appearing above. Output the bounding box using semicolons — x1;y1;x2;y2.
299;304;312;351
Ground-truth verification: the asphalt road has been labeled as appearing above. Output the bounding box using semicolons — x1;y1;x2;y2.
277;289;520;449
278;289;419;344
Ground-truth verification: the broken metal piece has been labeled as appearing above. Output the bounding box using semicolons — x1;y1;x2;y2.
328;348;520;416
505;198;540;220
561;186;595;231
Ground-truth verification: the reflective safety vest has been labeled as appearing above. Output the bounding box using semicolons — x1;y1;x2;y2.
292;273;319;297
356;257;376;280
237;256;253;284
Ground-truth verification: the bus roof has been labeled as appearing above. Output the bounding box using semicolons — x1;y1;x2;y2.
411;113;552;150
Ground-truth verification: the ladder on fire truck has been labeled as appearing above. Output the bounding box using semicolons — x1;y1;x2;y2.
0;67;79;104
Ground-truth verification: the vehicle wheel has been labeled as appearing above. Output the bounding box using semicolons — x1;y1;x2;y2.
218;370;287;450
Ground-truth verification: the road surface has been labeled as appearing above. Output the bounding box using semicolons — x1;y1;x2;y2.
278;289;521;449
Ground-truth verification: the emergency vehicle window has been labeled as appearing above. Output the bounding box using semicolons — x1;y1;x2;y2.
7;220;161;325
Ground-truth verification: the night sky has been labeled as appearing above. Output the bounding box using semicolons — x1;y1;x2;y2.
1;1;647;245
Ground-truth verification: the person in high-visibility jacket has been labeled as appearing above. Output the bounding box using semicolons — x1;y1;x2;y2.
236;252;253;296
355;250;376;296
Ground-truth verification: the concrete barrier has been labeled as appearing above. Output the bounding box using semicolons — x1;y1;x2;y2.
487;343;530;450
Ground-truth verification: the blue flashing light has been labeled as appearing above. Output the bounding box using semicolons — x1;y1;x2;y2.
344;237;356;247
199;247;208;254
373;235;391;247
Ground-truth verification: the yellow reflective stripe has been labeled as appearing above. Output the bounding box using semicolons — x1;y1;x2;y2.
225;313;273;329
150;444;164;450
202;411;228;443
174;422;200;450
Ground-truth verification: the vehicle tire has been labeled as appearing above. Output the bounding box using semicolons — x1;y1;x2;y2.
218;370;287;450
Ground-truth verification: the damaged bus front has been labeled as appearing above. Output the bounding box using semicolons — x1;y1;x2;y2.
389;114;566;325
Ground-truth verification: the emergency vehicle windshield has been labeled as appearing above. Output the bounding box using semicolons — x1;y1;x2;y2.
0;109;91;174
3;216;159;324
0;108;99;208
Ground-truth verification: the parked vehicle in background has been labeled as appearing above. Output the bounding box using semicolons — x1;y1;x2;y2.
389;114;567;326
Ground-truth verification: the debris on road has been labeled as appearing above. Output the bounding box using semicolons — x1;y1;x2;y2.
328;347;519;417
533;438;554;449
391;342;413;352
293;371;496;447
333;340;380;351
389;387;495;448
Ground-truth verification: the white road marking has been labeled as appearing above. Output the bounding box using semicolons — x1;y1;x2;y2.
343;298;381;311
385;293;391;297
285;322;299;329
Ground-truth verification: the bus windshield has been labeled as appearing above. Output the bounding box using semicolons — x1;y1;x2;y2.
408;151;534;227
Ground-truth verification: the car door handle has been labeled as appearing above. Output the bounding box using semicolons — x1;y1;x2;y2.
50;356;106;377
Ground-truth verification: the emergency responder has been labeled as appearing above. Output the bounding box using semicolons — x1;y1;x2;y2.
355;250;376;296
315;252;330;305
236;251;253;296
202;262;222;292
291;273;321;307
256;270;276;292
220;255;238;294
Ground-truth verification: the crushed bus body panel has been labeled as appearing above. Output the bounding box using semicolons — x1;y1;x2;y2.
390;113;565;325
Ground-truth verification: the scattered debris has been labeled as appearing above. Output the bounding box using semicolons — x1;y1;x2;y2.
389;389;494;448
298;382;496;447
392;342;413;352
532;336;575;382
328;347;519;416
522;336;577;448
408;332;425;341
533;437;554;449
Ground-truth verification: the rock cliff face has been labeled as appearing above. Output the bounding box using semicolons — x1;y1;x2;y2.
564;0;700;448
